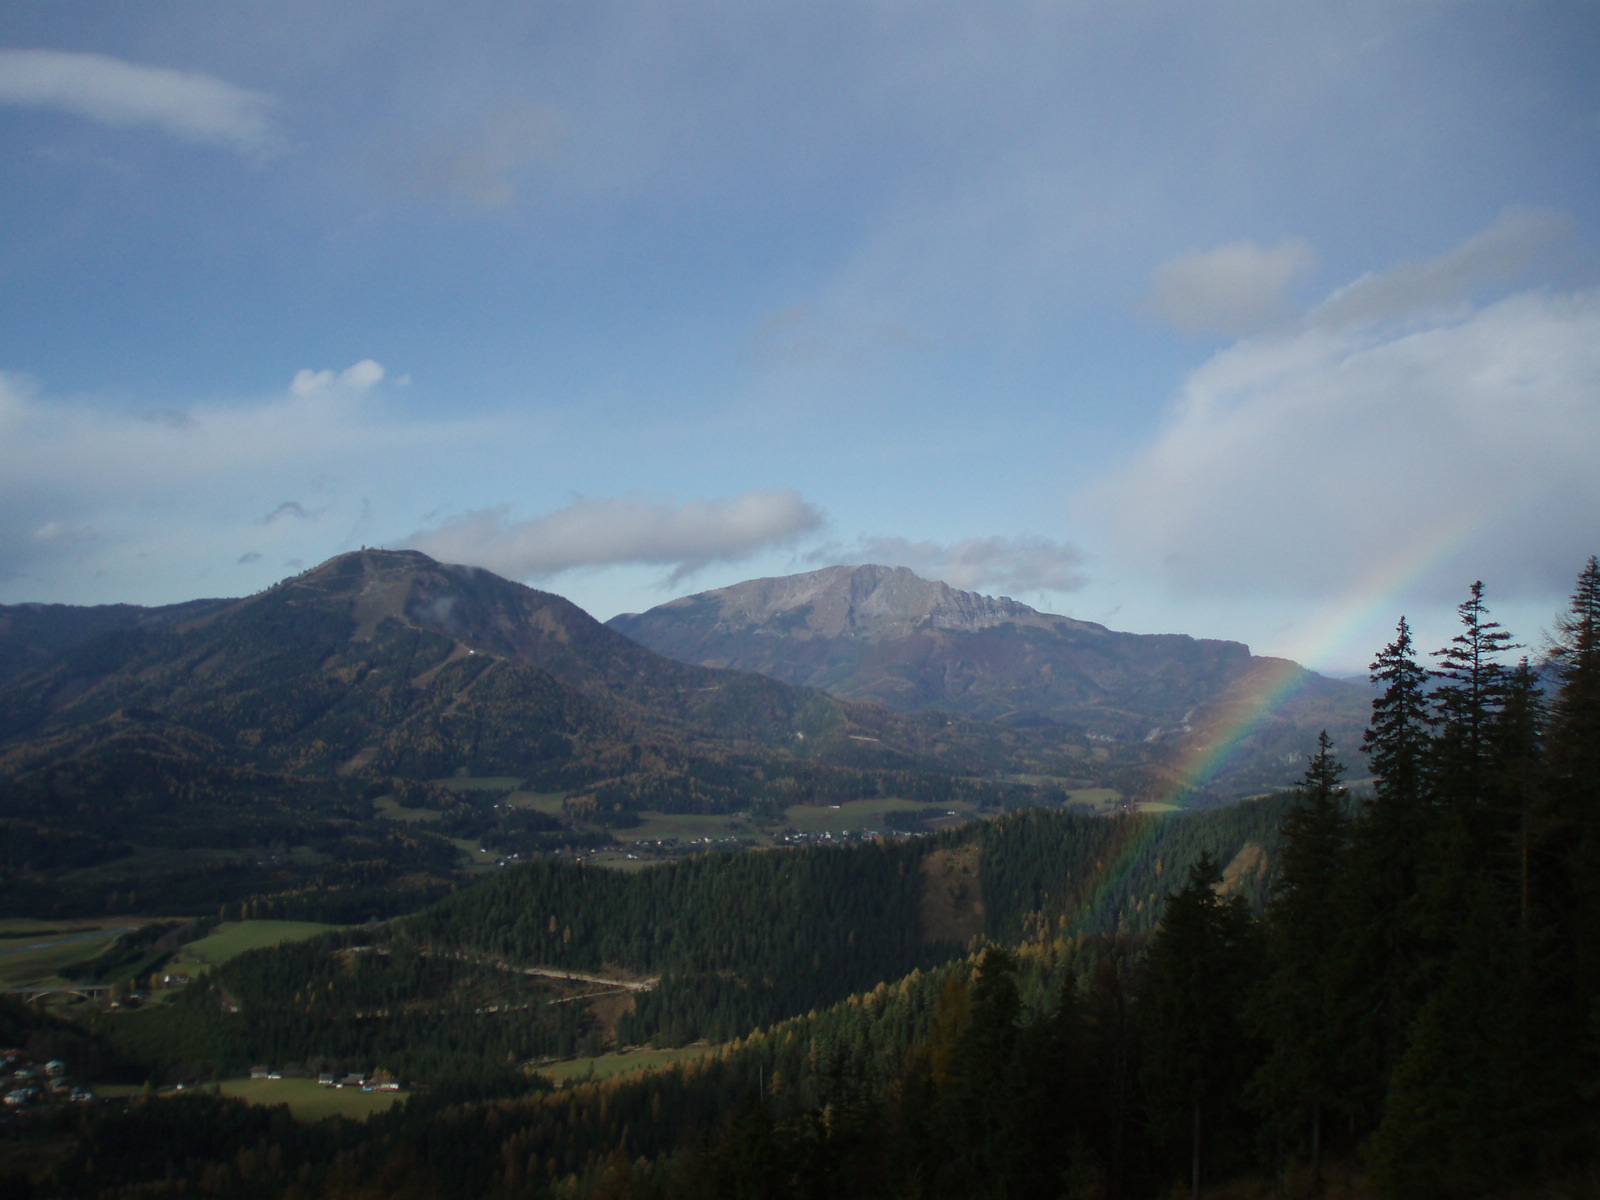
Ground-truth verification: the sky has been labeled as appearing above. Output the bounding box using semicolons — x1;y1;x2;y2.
2;1;1598;677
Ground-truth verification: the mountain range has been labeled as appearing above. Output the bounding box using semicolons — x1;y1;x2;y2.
609;563;1369;786
0;550;1369;921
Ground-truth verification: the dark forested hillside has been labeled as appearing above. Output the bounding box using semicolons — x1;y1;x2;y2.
9;561;1596;1200
0;550;1075;920
69;798;1285;1093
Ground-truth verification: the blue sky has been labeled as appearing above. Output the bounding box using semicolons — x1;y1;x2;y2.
2;1;1597;675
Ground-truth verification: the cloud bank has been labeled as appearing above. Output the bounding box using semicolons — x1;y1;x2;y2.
810;534;1087;597
400;492;824;582
1086;212;1600;602
0;49;281;156
0;360;406;589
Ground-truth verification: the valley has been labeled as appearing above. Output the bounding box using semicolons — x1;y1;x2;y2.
4;552;1594;1199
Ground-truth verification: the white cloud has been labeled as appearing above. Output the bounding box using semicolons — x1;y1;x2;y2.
1084;216;1600;603
290;359;384;397
1147;238;1317;336
811;534;1087;597
400;492;824;582
0;48;282;156
0;360;424;588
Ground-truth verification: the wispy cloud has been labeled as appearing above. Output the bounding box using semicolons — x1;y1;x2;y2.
262;501;313;524
1146;238;1317;336
370;101;563;209
808;534;1086;597
0;48;282;157
0;361;410;589
400;492;824;583
1311;208;1575;330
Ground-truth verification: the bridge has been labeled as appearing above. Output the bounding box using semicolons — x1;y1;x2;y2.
3;985;113;1002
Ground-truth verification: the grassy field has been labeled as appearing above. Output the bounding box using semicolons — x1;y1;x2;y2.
373;796;444;823
434;776;523;792
449;838;502;867
215;1077;405;1120
0;918;121;938
534;1043;718;1084
614;812;760;844
1065;787;1125;813
0;924;136;990
165;920;338;976
503;790;567;815
586;852;662;872
783;797;978;834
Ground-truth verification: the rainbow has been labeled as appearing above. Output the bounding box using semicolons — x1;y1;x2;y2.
1058;508;1496;934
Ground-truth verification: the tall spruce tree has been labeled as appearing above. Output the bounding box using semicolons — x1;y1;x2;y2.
1140;852;1262;1200
1540;557;1600;1162
1492;658;1546;929
1429;581;1516;833
1249;732;1350;1192
1545;557;1600;999
1348;619;1433;1098
1420;582;1518;970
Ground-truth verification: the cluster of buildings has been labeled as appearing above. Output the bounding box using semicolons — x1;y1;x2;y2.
1;1050;94;1110
311;1069;401;1091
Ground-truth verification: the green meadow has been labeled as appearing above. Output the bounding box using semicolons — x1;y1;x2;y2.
534;1043;718;1085
215;1076;404;1121
782;797;978;834
165;920;339;976
434;776;523;792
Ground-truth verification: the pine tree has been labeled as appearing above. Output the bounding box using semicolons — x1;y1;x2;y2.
1249;732;1350;1192
1545;557;1600;998
1362;618;1431;816
1140;852;1262;1200
1492;658;1546;930
1418;582;1519;984
1347;619;1433;1099
1430;581;1516;830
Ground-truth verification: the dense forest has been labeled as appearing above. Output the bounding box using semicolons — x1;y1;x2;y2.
3;560;1597;1198
74;794;1284;1086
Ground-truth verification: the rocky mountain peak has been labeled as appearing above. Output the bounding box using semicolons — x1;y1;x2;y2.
636;564;1075;641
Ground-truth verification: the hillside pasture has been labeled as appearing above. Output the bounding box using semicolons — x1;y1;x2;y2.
613;811;759;844
1064;787;1123;812
534;1043;717;1085
503;790;567;815
216;1076;404;1120
783;797;979;834
165;920;338;976
0;923;137;990
373;796;443;823
435;776;523;792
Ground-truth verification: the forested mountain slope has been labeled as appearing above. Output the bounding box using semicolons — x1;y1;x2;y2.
20;564;1595;1200
94;798;1287;1085
609;564;1369;794
0;551;1081;919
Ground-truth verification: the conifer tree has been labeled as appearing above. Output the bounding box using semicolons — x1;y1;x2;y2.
1140;852;1261;1200
1347;619;1433;1096
1545;557;1600;998
1429;581;1516;831
1250;732;1350;1192
1492;658;1546;929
